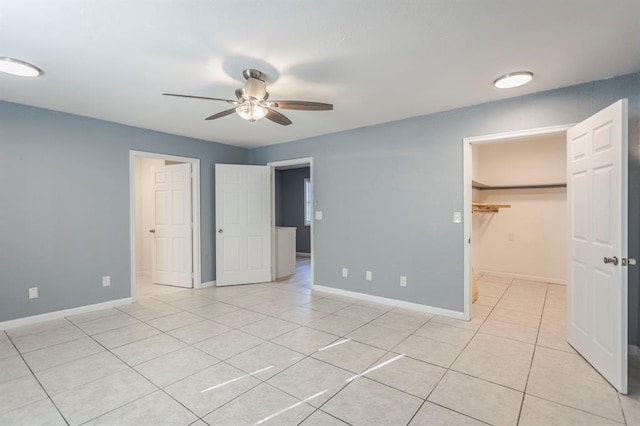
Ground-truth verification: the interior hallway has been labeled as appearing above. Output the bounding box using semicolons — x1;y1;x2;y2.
1;257;639;425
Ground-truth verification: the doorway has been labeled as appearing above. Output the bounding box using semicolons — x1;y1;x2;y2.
462;125;573;320
129;151;201;301
268;157;314;287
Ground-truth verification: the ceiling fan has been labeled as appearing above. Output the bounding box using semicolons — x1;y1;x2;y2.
163;69;333;126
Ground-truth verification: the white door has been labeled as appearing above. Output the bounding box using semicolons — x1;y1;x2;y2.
151;163;193;288
567;99;628;393
215;164;271;286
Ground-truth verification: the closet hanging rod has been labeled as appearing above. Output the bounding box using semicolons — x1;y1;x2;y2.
472;183;567;190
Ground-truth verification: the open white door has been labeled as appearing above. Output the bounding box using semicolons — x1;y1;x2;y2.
151;163;193;288
215;164;271;286
567;99;628;393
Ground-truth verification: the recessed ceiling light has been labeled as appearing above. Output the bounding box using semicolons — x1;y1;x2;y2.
0;57;43;77
493;71;533;89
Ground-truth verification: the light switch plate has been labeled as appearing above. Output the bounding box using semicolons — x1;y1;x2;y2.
28;287;38;299
453;211;462;223
315;211;323;220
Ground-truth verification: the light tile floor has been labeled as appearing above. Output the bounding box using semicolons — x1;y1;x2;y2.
1;259;640;425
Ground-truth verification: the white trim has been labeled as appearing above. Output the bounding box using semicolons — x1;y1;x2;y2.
129;150;202;303
463;124;574;321
268;157;314;289
201;280;216;288
314;285;465;320
0;298;132;330
477;269;566;285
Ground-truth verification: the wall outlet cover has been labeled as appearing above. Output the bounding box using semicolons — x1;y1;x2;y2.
315;211;323;220
400;276;407;287
102;276;111;287
28;287;38;299
366;271;372;281
342;268;348;278
453;211;462;223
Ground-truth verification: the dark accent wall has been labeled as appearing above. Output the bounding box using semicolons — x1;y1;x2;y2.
275;167;311;253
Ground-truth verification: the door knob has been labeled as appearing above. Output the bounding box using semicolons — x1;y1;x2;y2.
149;229;156;234
603;256;619;265
218;229;223;233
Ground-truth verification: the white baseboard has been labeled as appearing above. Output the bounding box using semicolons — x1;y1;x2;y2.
0;298;133;331
313;285;465;320
200;280;216;288
629;345;640;362
478;269;566;285
296;252;311;258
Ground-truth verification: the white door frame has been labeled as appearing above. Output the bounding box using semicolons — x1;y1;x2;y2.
129;150;201;301
462;124;574;320
267;157;314;287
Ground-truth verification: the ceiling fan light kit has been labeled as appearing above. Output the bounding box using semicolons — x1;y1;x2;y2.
163;68;333;126
236;102;267;122
0;57;42;77
493;71;533;89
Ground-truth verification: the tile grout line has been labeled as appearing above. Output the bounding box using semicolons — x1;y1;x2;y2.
516;280;549;425
3;331;71;426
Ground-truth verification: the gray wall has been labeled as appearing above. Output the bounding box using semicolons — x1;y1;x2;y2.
0;101;247;322
250;73;640;344
275;168;311;253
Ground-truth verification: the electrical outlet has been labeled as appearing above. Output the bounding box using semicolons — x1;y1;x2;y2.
400;276;407;287
453;211;462;223
28;287;38;299
102;276;111;287
342;268;348;278
315;211;323;220
366;271;372;281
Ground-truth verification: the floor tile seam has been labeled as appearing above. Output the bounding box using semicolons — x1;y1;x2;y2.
0;360;33;385
2;335;70;425
523;390;627;424
354;369;437;401
71;376;161;425
444;368;528;394
616;391;630;425
10;330;88;354
294;408;350;426
528;359;617;388
104;330;189;368
266;331;344;356
197;379;282;421
443;279;510;375
187;309;243;323
475;328;537;346
13;318;99;355
147;317;212;334
133;351;222;389
66;311;123;326
414;399;493;426
314;408;356;426
3;320;74;341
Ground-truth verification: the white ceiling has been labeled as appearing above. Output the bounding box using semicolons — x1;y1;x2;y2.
1;1;638;148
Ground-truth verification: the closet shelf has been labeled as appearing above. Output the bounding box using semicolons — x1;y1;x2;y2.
472;203;511;213
472;181;566;190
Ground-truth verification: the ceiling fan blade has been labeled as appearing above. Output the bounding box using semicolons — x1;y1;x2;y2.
265;108;292;126
205;108;238;121
269;100;333;111
163;93;238;104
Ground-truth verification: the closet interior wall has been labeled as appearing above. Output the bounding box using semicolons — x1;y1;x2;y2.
472;134;567;284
